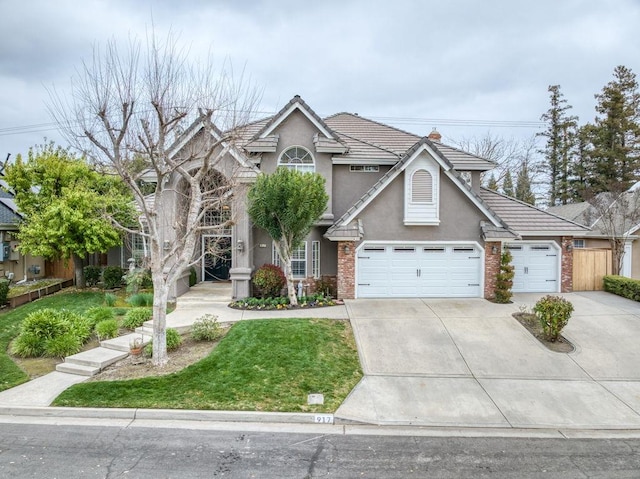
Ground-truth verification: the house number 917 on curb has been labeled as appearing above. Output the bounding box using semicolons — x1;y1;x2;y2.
314;414;334;424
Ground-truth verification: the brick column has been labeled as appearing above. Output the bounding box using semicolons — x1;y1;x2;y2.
484;241;501;300
561;236;573;292
337;241;356;299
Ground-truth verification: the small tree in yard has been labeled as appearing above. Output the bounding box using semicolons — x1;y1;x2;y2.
49;33;259;366
4;143;133;287
247;167;328;306
494;250;514;303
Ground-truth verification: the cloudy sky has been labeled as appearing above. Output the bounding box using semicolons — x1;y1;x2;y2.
1;0;639;159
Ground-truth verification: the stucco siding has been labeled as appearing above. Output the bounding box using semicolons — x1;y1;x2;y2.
333;164;391;219
356;170;488;242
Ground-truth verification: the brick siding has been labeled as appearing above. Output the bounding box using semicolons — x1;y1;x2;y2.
561;236;573;292
484;241;501;299
337;241;356;299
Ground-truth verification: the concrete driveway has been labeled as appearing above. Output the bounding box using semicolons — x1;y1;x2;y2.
336;292;640;429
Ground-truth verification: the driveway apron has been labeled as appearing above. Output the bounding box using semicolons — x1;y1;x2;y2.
336;294;640;429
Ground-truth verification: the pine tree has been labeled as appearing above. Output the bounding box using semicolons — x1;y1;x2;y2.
538;85;578;206
586;65;640;193
515;161;536;205
502;170;514;197
486;173;499;191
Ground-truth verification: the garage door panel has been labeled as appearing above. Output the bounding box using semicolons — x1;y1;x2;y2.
357;243;482;298
507;243;558;293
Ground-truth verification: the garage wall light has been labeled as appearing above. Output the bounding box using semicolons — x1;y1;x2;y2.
491;245;498;255
566;243;573;252
344;244;351;254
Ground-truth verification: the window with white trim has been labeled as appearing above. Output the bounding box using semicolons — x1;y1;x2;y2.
311;241;320;279
279;146;315;173
350;165;379;172
573;239;585;248
272;241;307;278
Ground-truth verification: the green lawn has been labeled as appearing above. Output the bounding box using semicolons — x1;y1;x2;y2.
53;318;363;412
0;291;105;392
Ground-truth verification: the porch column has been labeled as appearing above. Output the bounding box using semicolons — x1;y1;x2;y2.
337;241;356;299
561;236;573;293
229;183;252;299
484;241;501;300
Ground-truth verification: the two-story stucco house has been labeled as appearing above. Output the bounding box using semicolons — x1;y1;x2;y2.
159;95;589;300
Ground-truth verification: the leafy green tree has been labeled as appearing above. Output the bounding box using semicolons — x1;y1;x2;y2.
248;167;328;306
494;250;515;303
584;65;640;193
4;143;133;288
515;161;536;205
539;85;578;206
502;170;514;197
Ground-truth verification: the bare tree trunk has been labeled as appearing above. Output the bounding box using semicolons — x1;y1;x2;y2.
151;272;169;367
275;240;298;306
611;238;624;276
72;253;86;288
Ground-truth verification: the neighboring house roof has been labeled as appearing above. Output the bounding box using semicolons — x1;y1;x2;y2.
548;191;640;237
480;189;590;235
0;200;20;226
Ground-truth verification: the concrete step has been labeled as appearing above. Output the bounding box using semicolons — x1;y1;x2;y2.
63;347;129;370
138;321;191;335
56;362;100;376
101;332;152;353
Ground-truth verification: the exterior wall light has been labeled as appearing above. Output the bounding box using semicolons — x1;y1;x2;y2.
237;239;244;252
491;245;498;255
566;243;573;252
344;244;350;254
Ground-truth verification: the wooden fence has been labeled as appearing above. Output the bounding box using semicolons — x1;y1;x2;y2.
572;248;612;291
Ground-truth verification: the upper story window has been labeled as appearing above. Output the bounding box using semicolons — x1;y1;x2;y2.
411;170;433;203
404;155;440;225
279;146;315;173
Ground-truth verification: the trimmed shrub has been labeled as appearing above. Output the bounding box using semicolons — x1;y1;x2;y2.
190;314;222;341
144;328;182;356
494;250;515;304
0;279;10;305
83;265;102;287
103;266;125;289
603;275;640;301
11;332;44;357
95;319;119;340
44;333;82;358
127;292;154;307
252;264;286;298
59;311;92;342
122;307;152;329
112;307;128;317
104;293;117;307
533;295;574;341
189;267;197;287
314;277;336;299
85;307;115;329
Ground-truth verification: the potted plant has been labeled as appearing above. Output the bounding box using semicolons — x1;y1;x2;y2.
129;337;144;356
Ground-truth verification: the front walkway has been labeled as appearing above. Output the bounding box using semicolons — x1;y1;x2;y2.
335;293;640;429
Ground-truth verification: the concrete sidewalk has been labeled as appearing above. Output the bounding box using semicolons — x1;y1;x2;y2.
335;293;640;430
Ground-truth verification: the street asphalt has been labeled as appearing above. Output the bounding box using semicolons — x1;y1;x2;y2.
1;284;640;437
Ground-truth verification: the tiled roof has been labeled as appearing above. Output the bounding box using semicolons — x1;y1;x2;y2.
546;202;592;225
479;188;589;234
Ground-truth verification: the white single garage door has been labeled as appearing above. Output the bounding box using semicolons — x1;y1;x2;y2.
357;243;482;298
505;243;559;293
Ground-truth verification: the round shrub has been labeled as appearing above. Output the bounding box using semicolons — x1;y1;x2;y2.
122;307;152;329
85;307;115;329
190;314;222;341
11;308;91;358
143;328;182;356
44;333;82;358
0;279;10;306
83;265;102;287
533;295;574;341
252;263;286;298
103;266;125;290
95;319;119;340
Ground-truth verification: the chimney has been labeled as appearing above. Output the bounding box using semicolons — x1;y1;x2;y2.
427;128;441;142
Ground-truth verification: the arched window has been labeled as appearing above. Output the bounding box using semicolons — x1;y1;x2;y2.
411;169;433;203
278;146;315;173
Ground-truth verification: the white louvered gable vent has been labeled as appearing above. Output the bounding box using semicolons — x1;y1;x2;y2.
411;170;433;203
404;154;440;225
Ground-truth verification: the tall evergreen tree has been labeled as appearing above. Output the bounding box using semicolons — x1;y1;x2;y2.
585;65;640;193
515;161;536;204
486;172;499;191
502;170;514;197
538;85;578;205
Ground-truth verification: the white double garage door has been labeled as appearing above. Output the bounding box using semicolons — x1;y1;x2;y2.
356;242;559;298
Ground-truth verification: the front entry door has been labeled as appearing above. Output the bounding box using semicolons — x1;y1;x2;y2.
203;236;231;281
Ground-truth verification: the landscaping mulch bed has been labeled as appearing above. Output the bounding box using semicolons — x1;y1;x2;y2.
513;312;574;353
